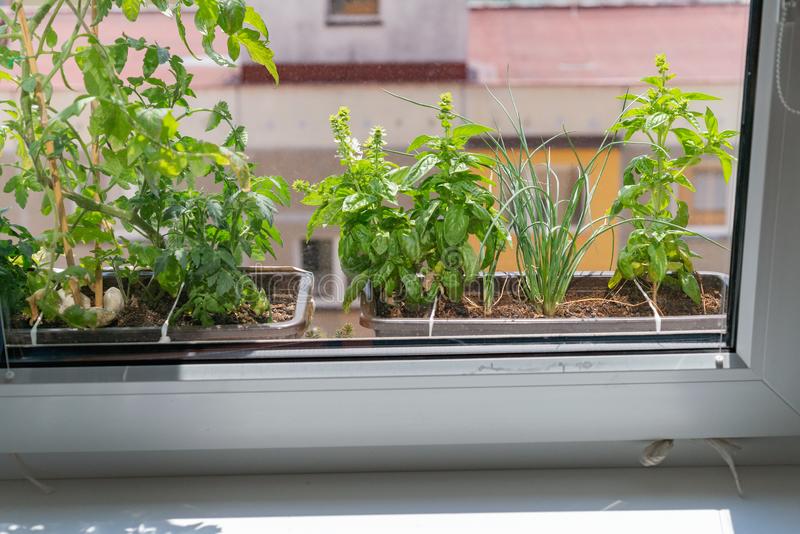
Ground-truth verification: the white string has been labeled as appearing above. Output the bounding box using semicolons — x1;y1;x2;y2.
639;438;744;496
776;1;800;115
11;453;54;494
706;438;744;496
427;294;438;337
633;279;661;333
159;282;184;343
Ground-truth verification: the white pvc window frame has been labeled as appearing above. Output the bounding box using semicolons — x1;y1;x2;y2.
0;0;799;464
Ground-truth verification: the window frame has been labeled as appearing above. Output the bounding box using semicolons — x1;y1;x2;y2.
2;0;800;464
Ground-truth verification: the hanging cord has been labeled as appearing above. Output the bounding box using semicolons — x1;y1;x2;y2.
776;1;800;115
1;304;13;381
640;438;744;496
11;453;54;494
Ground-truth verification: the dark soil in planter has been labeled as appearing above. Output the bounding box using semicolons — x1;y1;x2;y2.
113;293;295;327
380;274;723;320
11;280;296;329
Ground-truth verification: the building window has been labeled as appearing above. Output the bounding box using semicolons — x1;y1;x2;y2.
301;238;343;306
680;168;730;227
328;0;381;25
331;0;379;15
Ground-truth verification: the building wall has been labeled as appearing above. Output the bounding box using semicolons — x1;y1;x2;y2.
255;0;469;64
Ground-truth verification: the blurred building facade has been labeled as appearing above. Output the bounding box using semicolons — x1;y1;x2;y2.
0;0;750;324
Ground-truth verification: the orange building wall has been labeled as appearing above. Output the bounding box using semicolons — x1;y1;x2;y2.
473;146;621;273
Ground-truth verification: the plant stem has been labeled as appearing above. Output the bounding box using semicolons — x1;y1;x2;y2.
16;2;83;304
89;0;104;308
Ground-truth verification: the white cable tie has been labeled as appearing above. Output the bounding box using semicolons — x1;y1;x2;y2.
428;294;438;337
159;282;184;343
634;279;661;333
11;453;54;495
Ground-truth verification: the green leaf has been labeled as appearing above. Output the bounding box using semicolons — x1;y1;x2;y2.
93;0;112;23
215;269;234;296
451;123;494;140
440;270;462;302
704;107;719;135
244;6;269;39
672;127;704;154
717;152;733;182
223;124;248;149
54;95;95;123
61;304;98;328
227;35;240;61
679;270;701;304
133;107;167;139
20;76;37;93
342;192;369;212
672;200;689;227
202;31;235;68
76;46;114;96
399;232;421;261
407;134;434;152
44;27;58;48
218;0;246;34
121;0;141;21
174;5;199;60
89;100;131;151
443;206;468;246
674;173;696;192
370;233;389;257
109;39;129;73
399;154;436;187
618;251;635;279
681;92;721;101
206;101;231;131
401;273;423;303
143;47;159;78
195;0;220;33
460;243;478;280
343;273;368;312
647;243;667;283
236;28;278;83
645;112;669;130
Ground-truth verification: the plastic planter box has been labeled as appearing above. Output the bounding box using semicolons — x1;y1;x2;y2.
360;271;727;338
5;267;315;347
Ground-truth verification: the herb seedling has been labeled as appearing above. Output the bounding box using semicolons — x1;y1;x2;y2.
0;0;284;327
295;108;416;311
402;92;508;311
487;89;616;316
608;55;738;303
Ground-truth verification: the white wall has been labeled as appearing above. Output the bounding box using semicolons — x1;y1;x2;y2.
256;0;468;63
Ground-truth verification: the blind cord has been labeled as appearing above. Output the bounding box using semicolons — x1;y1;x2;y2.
1;303;13;381
776;1;800;115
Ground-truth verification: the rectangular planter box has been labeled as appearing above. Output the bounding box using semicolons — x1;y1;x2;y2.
5;267;314;347
360;271;728;338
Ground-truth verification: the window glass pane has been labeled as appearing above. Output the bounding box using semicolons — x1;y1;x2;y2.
0;0;755;361
331;0;380;15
